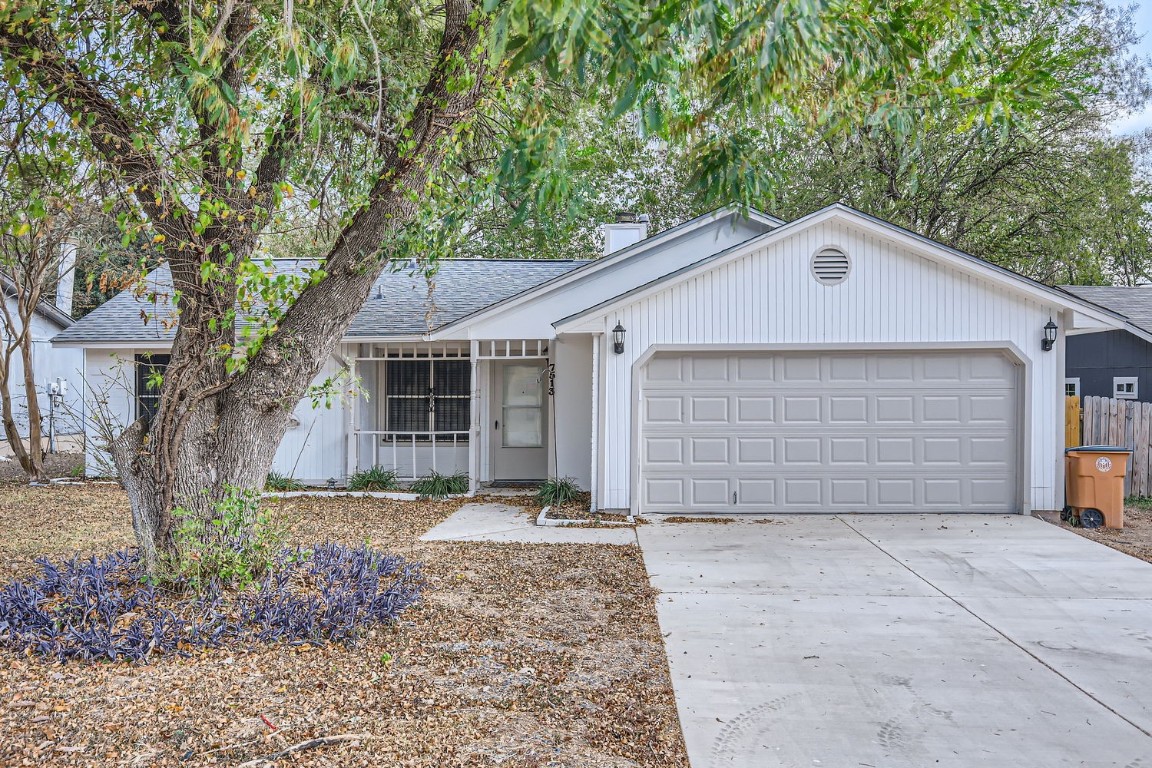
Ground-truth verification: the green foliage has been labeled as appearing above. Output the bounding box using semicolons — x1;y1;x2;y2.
265;471;304;492
410;471;468;499
536;477;582;507
163;487;286;592
348;465;400;492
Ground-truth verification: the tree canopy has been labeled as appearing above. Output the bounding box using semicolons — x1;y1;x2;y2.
0;0;1117;565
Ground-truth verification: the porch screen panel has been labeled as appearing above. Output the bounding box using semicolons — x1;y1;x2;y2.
386;361;431;437
433;360;470;434
384;359;470;440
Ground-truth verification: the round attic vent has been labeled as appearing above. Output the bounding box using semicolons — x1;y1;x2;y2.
811;247;850;285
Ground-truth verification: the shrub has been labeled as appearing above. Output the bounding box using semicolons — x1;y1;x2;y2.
163;488;286;592
537;477;582;507
0;543;423;663
410;470;468;498
265;471;304;491
348;465;400;492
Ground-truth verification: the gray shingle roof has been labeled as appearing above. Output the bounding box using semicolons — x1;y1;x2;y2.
1059;285;1152;334
52;259;588;345
0;274;74;329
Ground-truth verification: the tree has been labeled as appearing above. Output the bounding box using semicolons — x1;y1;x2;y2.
455;2;1152;286
0;0;1083;570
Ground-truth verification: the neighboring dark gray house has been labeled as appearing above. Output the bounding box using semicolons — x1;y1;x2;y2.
1061;286;1152;400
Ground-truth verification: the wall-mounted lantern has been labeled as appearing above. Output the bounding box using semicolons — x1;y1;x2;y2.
612;322;626;355
1042;318;1058;352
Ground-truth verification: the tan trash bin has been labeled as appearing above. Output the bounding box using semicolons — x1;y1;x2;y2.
1064;446;1132;529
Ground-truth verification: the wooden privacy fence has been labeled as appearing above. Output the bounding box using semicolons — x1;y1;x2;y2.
1076;396;1152;497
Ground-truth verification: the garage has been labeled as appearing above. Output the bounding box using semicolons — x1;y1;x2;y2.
638;350;1021;514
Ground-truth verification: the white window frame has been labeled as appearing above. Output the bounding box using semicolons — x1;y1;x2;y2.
1113;376;1138;400
1064;378;1080;397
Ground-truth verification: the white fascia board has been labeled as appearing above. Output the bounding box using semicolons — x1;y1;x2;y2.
555;205;1129;332
426;204;780;340
52;339;174;349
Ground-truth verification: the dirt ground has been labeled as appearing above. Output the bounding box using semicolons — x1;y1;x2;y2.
0;486;688;767
1038;502;1152;564
0;452;85;483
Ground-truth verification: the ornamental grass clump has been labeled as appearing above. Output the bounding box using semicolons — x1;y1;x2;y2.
347;465;400;491
0;492;422;663
410;470;468;498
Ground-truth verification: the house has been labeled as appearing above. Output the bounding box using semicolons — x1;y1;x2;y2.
0;271;84;451
1058;285;1152;401
53;204;1130;514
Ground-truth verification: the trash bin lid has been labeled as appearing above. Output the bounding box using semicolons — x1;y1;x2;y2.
1065;445;1133;454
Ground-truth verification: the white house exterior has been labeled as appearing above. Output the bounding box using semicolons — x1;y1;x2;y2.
1;278;83;450
53;204;1132;513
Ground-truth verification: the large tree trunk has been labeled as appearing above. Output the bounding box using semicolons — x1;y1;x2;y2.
109;386;291;572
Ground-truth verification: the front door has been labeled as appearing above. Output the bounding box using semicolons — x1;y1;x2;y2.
492;361;548;481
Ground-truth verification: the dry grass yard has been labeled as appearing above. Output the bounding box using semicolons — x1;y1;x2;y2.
0;486;687;767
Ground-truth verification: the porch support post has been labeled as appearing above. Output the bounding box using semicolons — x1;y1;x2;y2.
345;346;358;483
589;333;599;512
468;339;479;495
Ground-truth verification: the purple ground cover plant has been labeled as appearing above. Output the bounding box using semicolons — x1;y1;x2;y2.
0;543;422;663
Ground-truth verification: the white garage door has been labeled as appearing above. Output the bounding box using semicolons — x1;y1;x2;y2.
639;351;1020;513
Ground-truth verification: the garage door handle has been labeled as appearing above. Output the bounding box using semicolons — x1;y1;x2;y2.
732;492;737;505
494;420;499;430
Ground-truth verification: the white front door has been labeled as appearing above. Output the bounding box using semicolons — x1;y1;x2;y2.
492;361;549;481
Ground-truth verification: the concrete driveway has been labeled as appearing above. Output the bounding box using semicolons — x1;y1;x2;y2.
637;514;1152;767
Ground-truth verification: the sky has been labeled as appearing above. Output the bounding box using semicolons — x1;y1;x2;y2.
1110;0;1152;134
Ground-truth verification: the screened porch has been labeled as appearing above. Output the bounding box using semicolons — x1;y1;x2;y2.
346;340;553;487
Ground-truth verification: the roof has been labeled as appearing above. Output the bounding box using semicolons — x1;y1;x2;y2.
425;203;781;338
1059;286;1152;335
555;203;1130;330
0;274;74;329
52;258;588;346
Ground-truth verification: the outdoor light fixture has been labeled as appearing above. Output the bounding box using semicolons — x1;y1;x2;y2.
1042;318;1058;352
612;322;626;354
326;477;337;491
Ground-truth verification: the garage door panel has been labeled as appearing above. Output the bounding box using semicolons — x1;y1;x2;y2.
737;438;775;464
736;396;774;422
646;478;684;505
830;479;869;505
639;350;1019;514
782;356;821;382
736;356;775;382
645;396;684;423
783;397;821;423
691;396;729;422
783;478;822;505
876;396;915;423
830;437;868;464
783;438;821;464
691;478;730;506
691;437;729;464
644;437;683;464
828;355;868;382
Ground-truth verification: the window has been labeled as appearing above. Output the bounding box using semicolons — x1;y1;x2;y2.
135;353;171;422
1114;376;1139;400
1064;378;1080;397
385;359;470;438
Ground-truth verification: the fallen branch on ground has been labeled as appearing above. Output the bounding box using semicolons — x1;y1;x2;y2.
235;733;377;766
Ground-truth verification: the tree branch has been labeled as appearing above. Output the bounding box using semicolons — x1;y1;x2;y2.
0;27;193;243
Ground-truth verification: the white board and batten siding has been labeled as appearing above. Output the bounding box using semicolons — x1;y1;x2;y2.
83;348;347;483
596;218;1065;513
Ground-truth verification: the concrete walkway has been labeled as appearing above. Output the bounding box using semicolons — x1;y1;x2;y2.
420;502;637;545
638;514;1152;767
